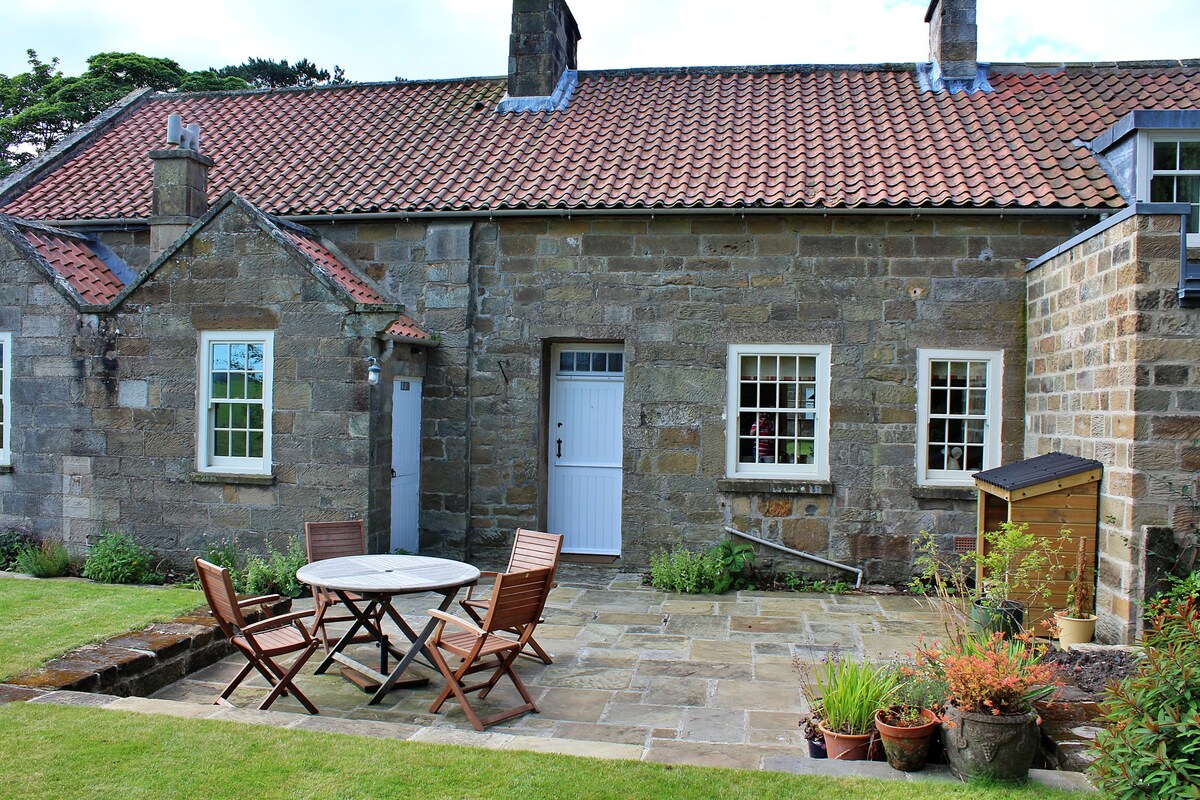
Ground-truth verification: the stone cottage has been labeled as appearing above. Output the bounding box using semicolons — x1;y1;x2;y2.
0;0;1197;642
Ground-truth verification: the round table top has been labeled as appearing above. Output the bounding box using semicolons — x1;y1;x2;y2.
296;555;480;594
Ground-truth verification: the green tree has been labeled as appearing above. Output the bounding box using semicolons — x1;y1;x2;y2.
213;57;347;89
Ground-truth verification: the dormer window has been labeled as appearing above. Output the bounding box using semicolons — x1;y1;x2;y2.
1148;137;1200;242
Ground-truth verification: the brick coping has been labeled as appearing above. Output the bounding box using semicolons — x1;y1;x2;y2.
2;690;1094;790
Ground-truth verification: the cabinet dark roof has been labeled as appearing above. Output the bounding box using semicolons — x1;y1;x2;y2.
974;451;1103;492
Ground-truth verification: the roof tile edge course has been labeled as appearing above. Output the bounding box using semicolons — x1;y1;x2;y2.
0;213;128;308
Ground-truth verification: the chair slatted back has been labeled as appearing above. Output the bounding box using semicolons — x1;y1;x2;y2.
483;568;554;633
305;520;366;564
506;529;563;573
195;558;246;637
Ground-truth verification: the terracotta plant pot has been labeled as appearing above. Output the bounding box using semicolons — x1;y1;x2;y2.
1055;610;1098;650
875;708;940;772
818;722;873;761
941;705;1041;782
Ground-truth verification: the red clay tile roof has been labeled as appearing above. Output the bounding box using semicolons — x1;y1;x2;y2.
4;65;1200;219
280;229;388;304
20;227;126;304
384;315;432;342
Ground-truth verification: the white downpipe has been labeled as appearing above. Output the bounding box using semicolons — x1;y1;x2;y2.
724;525;863;589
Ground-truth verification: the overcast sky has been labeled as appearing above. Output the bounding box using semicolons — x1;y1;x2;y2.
4;0;1199;83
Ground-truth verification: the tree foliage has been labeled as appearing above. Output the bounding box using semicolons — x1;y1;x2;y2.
1;50;347;178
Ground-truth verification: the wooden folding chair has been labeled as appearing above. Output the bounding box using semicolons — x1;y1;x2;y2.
427;566;555;730
460;529;563;663
304;520;381;651
194;558;320;714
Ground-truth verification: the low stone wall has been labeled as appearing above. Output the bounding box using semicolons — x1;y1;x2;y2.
3;597;291;698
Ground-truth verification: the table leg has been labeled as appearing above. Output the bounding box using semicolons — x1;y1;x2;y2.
314;592;383;675
368;587;459;705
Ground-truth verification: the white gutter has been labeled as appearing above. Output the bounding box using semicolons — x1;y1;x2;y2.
724;525;864;589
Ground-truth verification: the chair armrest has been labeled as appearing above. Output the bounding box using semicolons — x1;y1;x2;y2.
462;572;499;602
241;610;313;636
238;594;283;608
428;609;486;638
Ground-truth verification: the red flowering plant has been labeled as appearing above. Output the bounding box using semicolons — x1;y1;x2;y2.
915;630;1061;716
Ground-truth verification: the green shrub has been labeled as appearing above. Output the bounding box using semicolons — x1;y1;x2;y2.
649;546;726;593
0;529;35;571
15;540;71;578
81;532;161;585
1090;596;1200;798
813;654;897;736
239;538;307;598
202;539;239;572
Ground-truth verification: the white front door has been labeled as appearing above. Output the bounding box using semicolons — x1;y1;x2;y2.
391;377;422;553
548;345;624;555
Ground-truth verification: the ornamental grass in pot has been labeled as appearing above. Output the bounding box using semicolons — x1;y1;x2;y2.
917;631;1062;782
812;654;897;761
874;662;948;772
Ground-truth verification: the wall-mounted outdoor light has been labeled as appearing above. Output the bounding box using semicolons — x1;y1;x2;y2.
366;356;382;386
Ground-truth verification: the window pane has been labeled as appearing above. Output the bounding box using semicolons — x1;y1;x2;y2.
759;382;778;409
967;419;985;443
928;444;945;470
779;357;798;380
559;352;572;372
947;419;965;443
230;344;247;369
967;361;987;387
738;437;756;463
608;353;623;373
1151;176;1175;202
1181;142;1200;170
781;383;798;409
740;382;756;408
231;404;247;429
1154;140;1178;171
249;405;264;430
1178;176;1200;204
247;373;263;400
928;418;947;443
230;431;247;458
930;360;949;387
965;445;984;471
761;357;778;381
214;430;230;457
948;388;966;415
229;373;246;399
589;352;604;371
740;356;757;380
248;431;263;458
949;361;967;386
968;389;987;415
211;372;228;399
247;343;264;370
212;344;230;371
215;404;230;427
931;388;948;415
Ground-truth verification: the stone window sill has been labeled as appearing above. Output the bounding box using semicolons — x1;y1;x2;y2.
717;478;833;495
191;472;276;486
911;486;976;501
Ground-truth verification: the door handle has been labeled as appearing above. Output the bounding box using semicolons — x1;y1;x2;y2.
556;439;562;458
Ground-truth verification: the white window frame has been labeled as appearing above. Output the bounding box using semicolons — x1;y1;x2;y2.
916;349;1002;487
1137;131;1200;246
0;333;10;466
197;331;274;476
726;344;831;481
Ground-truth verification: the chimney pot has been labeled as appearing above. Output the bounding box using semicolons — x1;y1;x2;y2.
149;117;214;254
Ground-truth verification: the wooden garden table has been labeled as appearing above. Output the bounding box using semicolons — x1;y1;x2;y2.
296;554;480;705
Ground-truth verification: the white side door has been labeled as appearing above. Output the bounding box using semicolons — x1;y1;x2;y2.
391;377;422;553
548;345;624;555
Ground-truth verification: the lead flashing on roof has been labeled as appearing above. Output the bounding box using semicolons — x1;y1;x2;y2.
915;61;992;93
496;69;578;113
1025;201;1191;272
1089;109;1200;154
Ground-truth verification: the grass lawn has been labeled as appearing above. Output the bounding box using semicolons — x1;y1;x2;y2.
0;704;1094;800
0;575;202;679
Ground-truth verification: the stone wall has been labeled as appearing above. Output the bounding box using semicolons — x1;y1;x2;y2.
451;212;1086;580
1026;211;1200;643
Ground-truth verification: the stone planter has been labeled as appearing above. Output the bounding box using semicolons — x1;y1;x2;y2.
971;599;1025;638
818;722;873;761
941;705;1041;782
875;708;940;772
1054;611;1097;650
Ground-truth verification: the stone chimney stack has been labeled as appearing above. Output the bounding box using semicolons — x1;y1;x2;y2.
508;0;581;99
926;0;977;82
148;114;213;254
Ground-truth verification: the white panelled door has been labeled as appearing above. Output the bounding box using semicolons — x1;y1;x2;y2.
548;345;625;555
390;377;422;553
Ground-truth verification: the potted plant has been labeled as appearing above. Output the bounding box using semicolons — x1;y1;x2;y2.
1053;536;1097;649
969;522;1061;637
812;654;897;760
874;662;947;772
800;710;827;758
917;631;1061;782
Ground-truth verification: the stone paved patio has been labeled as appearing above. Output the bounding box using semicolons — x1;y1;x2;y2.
153;567;952;759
